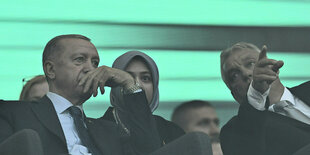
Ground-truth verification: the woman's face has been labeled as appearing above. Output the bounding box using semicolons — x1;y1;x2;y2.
125;58;154;104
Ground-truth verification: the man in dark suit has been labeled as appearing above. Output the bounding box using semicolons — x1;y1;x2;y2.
219;42;310;155
0;34;161;155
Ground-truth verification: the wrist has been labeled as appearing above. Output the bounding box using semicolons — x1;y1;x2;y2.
247;81;269;111
251;81;270;96
252;81;268;94
122;81;142;94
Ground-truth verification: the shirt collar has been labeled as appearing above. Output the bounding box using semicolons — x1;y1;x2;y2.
280;87;296;106
46;92;83;114
269;87;295;112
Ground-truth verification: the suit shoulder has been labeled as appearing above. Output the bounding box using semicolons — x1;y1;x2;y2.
153;115;182;131
289;81;310;104
223;115;238;128
220;115;243;142
220;116;240;154
0;100;33;112
153;115;185;142
0;100;28;107
1;100;21;104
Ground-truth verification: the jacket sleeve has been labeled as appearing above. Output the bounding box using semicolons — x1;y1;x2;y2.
0;101;14;143
114;91;162;155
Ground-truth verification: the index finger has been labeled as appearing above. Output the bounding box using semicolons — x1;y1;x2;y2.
259;45;267;60
78;69;95;86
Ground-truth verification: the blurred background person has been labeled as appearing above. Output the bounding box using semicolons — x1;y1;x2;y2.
102;51;185;145
19;75;48;101
171;100;222;155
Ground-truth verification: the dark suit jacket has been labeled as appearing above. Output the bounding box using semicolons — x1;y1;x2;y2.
220;81;310;155
0;91;162;155
102;107;185;145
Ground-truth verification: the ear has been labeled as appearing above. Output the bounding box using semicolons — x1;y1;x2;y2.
43;60;56;80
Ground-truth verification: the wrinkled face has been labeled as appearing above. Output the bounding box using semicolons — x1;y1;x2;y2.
184;107;220;136
27;82;49;101
52;38;99;104
125;58;154;104
222;49;259;104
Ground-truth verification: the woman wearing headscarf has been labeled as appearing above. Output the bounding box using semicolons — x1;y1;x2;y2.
102;51;185;145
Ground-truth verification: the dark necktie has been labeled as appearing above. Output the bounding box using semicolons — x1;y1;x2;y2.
273;100;310;125
68;106;101;155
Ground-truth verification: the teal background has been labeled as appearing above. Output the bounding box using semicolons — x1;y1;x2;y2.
1;0;310;127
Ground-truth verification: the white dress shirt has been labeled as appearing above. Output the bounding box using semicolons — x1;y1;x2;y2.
247;82;310;119
46;92;91;155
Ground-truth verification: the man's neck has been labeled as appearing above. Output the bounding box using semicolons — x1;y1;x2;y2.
49;87;85;105
268;79;285;105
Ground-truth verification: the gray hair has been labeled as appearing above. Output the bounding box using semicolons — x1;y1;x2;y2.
220;42;260;84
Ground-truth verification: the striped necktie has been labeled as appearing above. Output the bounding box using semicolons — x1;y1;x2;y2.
68;106;101;155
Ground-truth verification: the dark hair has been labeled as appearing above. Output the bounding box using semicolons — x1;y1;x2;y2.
171;100;213;129
42;34;91;65
20;75;47;101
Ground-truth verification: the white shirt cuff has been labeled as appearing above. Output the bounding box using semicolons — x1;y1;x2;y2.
247;81;270;111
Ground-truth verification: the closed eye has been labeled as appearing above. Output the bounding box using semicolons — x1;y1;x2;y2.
245;61;255;69
197;119;211;126
92;60;99;67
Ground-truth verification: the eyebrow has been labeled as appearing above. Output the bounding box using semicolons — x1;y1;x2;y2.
127;71;151;74
91;56;99;61
241;55;257;61
72;53;99;60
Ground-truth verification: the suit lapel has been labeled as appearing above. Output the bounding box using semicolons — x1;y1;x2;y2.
289;81;310;107
30;95;67;145
86;118;122;155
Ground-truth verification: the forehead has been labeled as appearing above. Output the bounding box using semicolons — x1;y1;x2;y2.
223;49;259;72
186;107;217;120
58;38;98;57
125;58;150;72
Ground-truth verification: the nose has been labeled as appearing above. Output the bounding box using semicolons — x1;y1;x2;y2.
135;76;142;86
82;60;95;73
210;123;220;135
240;67;252;82
133;76;145;90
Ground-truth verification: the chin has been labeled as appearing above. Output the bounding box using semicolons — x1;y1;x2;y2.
237;97;248;105
233;93;247;105
74;91;92;105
